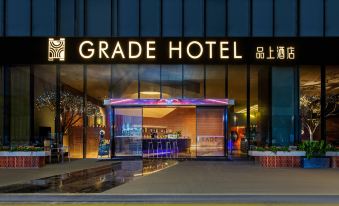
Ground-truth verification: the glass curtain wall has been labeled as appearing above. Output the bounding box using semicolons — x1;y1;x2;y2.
33;65;56;147
86;65;111;158
275;0;297;36
228;65;247;157
10;66;31;146
0;67;3;146
161;65;182;98
197;107;225;156
112;65;138;98
326;66;339;146
140;65;161;99
206;66;226;98
183;65;204;98
299;66;321;141
250;65;270;146
271;67;297;146
60;65;84;158
114;108;143;156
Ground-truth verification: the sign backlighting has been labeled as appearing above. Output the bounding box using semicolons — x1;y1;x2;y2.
0;37;339;65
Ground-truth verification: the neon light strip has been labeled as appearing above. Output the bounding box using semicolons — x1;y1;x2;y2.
103;98;234;106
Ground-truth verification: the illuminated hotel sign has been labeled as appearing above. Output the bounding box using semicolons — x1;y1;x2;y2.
77;40;244;61
0;37;339;65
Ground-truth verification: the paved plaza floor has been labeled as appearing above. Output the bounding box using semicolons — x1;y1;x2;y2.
1;160;339;195
0;160;339;204
105;160;339;195
0;159;115;187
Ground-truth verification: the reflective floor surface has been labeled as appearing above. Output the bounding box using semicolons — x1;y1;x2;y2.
0;160;178;193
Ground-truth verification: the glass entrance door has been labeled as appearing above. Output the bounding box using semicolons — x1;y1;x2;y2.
113;106;227;158
196;107;226;157
114;107;142;156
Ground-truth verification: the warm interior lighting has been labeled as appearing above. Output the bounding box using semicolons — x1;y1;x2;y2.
143;107;176;118
140;91;161;95
236;104;258;113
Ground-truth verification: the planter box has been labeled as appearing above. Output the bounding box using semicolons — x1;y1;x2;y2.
249;151;305;168
326;152;339;168
0;151;50;168
302;157;330;168
325;151;339;156
249;151;305;157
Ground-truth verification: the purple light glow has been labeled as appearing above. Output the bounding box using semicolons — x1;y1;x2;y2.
104;98;234;106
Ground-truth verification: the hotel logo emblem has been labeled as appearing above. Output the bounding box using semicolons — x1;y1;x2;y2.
48;38;65;61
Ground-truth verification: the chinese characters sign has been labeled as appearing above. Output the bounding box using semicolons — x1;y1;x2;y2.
0;37;339;65
256;46;295;60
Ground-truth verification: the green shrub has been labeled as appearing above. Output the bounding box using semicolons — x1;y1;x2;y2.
0;146;44;152
298;140;330;159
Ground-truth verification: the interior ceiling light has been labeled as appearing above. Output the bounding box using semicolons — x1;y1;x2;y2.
236;104;258;114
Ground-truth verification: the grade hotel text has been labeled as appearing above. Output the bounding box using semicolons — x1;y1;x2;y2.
78;40;244;60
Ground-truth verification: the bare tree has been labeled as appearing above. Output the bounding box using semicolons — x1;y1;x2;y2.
300;94;339;141
35;90;101;138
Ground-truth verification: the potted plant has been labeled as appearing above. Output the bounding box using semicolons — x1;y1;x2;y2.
298;140;330;168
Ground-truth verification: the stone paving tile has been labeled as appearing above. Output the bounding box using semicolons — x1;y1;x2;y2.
105;161;339;195
0;159;115;187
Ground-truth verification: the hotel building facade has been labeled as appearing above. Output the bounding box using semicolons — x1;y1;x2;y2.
0;0;339;158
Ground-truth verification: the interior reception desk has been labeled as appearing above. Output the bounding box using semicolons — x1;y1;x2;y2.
142;138;191;153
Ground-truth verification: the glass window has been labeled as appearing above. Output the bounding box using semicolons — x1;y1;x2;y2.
60;65;84;158
114;107;142;156
76;0;85;36
228;65;247;156
326;66;339;146
6;0;30;36
300;66;321;141
140;65;161;99
163;0;182;37
326;0;339;36
161;65;182;98
32;0;55;36
250;65;270;146
0;67;3;145
86;65;111;158
33;65;56;147
142;106;196;158
252;0;273;36
275;0;297;36
184;0;204;37
300;0;324;36
112;65;138;98
87;65;111;102
0;0;3;36
60;0;75;36
118;0;139;36
86;0;111;36
228;0;249;37
206;65;225;98
206;0;226;37
183;65;204;98
10;66;31;146
271;66;296;146
141;0;160;36
197;107;225;156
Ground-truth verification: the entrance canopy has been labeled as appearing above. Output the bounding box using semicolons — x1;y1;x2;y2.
104;98;234;106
